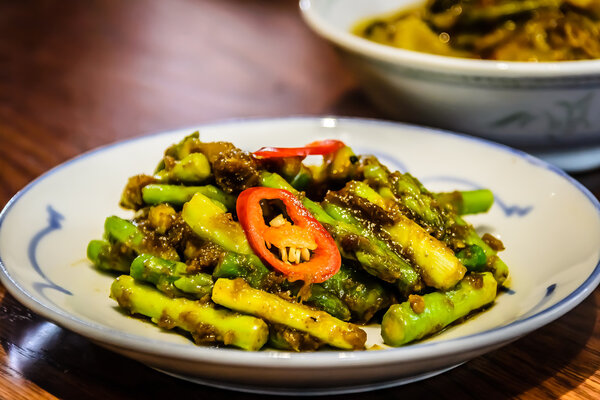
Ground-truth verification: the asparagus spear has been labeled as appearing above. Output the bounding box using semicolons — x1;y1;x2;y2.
454;215;509;284
111;275;269;351
304;285;352;322
385;216;466;290
155;153;212;184
182;192;253;255
104;215;145;251
394;177;508;283
104;215;179;261
310;145;359;184
456;244;487;272
363;158;447;232
130;254;213;300
88;215;181;272
288;164;313;191
212;252;271;289
381;272;497;346
258;156;314;192
212;278;367;350
436;189;494;215
87;239;132;272
142;184;236;210
268;324;323;351
162;131;202;161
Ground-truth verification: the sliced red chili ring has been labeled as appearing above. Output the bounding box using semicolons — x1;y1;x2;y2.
252;139;345;159
236;187;341;283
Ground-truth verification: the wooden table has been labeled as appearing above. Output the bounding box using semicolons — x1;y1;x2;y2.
1;1;599;398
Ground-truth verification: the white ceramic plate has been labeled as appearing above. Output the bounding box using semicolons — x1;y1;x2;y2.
1;118;600;395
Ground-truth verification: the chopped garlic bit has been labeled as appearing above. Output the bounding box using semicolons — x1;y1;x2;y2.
265;214;314;264
280;247;288;263
288;246;297;263
301;248;310;261
274;246;312;264
269;214;287;227
266;244;313;264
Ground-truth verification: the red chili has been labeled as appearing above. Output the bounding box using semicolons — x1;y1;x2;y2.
236;187;341;283
252;139;345;159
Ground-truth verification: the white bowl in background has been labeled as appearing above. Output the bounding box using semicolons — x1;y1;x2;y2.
300;0;600;171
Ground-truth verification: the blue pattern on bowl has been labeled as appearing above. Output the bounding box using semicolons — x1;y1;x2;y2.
520;284;558;319
29;205;72;297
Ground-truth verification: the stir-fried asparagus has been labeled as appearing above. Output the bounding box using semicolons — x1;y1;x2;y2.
211;251;353;320
385;217;466;290
456;244;488;272
454;215;509;284
381;272;497;346
111;275;269;351
268;324;323;351
317;263;396;323
212;251;271;289
88;214;181;272
89;133;509;351
362;157;447;234
182;192;253;255
87;239;131;272
304;285;352;322
142;183;236;210
130;254;213;300
436;189;494;215
155;153;212;184
104;215;146;253
212;278;367;350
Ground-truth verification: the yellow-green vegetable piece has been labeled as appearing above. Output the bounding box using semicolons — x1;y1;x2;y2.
182;192;253;254
156;152;211;184
381;272;497;346
385;215;466;290
212;278;367;350
111;275;268;351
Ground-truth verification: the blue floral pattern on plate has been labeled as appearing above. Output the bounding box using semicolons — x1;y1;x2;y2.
29;205;72;297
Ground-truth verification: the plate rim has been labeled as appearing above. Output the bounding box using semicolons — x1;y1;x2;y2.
1;116;600;369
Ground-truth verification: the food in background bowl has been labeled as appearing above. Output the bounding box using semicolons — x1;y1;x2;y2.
353;0;600;61
300;0;600;169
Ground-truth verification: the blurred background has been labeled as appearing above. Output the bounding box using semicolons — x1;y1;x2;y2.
0;0;380;207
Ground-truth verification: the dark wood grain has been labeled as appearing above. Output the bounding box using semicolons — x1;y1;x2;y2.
1;0;599;399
